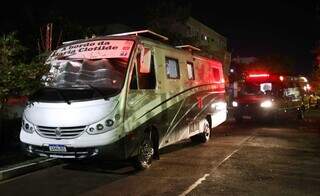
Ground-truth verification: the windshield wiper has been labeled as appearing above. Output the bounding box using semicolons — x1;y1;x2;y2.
86;84;109;101
50;88;71;105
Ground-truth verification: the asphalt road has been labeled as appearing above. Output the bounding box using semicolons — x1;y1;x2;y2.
0;118;319;196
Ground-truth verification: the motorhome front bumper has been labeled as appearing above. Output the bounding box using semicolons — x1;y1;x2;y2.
22;143;99;159
21;139;126;160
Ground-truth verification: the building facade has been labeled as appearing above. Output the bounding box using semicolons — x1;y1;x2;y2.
182;18;231;77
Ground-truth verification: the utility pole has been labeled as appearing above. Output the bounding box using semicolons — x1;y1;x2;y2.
45;23;53;52
39;23;53;53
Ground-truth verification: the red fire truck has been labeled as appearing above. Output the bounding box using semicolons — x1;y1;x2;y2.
231;72;306;122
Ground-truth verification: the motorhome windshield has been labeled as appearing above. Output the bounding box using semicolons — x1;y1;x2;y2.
33;39;134;102
46;58;129;89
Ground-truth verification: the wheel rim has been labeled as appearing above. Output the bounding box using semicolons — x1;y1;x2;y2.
139;140;154;166
204;124;210;140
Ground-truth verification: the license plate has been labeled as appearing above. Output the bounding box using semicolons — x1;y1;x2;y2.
49;144;67;152
242;115;252;119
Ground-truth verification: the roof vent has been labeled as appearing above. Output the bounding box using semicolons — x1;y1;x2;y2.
175;45;201;52
108;30;168;41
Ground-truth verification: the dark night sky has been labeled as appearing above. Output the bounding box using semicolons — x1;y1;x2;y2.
1;0;319;75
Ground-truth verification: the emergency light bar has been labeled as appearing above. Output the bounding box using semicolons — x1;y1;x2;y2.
248;74;270;78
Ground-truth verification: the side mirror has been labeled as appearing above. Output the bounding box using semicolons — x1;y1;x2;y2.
139;47;151;73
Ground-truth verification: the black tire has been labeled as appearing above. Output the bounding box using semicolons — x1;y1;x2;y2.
190;134;200;143
297;108;304;120
133;132;154;170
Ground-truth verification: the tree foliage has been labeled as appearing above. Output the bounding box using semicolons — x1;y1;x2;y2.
0;32;49;105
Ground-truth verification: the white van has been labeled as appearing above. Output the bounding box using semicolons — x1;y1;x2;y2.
20;30;227;169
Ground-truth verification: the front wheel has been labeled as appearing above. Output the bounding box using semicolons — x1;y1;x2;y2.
133;133;154;170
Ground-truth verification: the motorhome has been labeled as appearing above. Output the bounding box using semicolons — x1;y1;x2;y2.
231;72;306;122
20;30;227;169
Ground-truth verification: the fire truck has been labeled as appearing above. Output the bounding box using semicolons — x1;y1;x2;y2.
231;72;306;122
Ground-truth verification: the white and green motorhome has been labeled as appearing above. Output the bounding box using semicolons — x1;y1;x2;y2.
20;30;227;169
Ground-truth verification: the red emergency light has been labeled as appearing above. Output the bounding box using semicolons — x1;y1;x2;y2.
248;73;270;78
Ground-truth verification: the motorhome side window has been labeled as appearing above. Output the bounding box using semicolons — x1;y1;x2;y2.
138;53;156;89
166;57;180;79
131;49;156;90
187;62;195;80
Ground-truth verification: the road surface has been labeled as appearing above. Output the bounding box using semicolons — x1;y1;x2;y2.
0;119;319;196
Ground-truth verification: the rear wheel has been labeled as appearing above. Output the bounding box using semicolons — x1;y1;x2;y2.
190;120;211;143
199;121;211;143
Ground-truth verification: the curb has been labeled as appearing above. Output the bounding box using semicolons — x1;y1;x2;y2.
0;158;61;182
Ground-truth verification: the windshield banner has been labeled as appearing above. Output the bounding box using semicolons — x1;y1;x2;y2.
47;40;134;61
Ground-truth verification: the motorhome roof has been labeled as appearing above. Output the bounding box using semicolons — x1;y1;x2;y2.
61;30;167;47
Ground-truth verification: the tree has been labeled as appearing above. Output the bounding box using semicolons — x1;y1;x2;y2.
0;32;49;109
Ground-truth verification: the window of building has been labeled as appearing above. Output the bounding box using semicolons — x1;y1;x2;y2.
166;57;180;79
187;62;195;80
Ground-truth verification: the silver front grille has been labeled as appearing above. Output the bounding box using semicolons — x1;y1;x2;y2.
36;125;87;139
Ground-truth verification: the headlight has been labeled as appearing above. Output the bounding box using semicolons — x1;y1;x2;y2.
87;118;117;135
260;100;273;108
22;117;35;133
232;101;238;107
211;102;227;110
